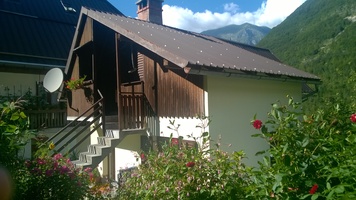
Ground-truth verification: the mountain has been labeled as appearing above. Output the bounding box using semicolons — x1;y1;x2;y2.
201;23;271;46
257;0;356;110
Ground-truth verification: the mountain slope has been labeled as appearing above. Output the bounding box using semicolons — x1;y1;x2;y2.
257;0;356;110
201;23;270;45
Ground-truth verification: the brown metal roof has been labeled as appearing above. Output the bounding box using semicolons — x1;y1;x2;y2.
79;8;320;82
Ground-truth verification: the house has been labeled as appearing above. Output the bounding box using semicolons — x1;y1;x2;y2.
58;0;320;179
0;0;122;159
0;0;122;105
0;0;124;174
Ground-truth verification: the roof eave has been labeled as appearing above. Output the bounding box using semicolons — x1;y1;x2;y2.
184;65;321;84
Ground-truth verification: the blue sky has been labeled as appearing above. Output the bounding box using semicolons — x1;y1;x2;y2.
108;0;307;32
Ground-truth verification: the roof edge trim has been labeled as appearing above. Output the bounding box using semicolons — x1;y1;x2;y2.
184;66;321;84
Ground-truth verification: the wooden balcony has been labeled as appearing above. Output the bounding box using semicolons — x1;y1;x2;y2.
25;109;67;129
119;93;158;135
119;81;158;136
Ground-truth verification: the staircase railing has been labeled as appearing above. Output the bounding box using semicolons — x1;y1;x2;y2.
42;90;105;156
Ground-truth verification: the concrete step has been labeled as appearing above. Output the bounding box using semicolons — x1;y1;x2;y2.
71;160;92;168
88;144;111;155
72;128;146;169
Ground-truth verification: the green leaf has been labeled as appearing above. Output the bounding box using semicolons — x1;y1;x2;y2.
300;194;311;199
311;194;319;200
261;126;268;134
327;189;335;199
255;150;266;156
5;125;17;133
202;132;209;137
251;134;262;137
10;113;20;121
302;137;310;147
164;165;170;174
282;143;289;154
334;185;345;193
288;97;294;106
326;182;331;190
20;111;27;118
346;135;356;143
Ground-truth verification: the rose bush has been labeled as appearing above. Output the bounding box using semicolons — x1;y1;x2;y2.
116;97;356;199
250;97;356;199
20;151;92;199
116;120;253;199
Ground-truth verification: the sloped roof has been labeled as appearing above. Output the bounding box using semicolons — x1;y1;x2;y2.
73;8;320;83
0;0;122;70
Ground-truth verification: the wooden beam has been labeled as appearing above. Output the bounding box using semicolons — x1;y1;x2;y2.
115;33;122;129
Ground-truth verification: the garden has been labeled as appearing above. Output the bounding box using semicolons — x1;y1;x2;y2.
0;94;355;199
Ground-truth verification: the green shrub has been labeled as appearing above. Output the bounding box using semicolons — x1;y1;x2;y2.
117;119;253;200
0;99;34;165
250;96;356;199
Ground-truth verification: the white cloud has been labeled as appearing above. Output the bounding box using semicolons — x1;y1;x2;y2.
162;0;306;33
224;3;239;14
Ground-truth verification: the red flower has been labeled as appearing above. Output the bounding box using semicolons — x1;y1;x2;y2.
186;161;195;168
140;153;145;160
171;138;179;145
45;169;54;177
37;158;46;165
53;153;63;160
309;184;318;194
253;119;263;129
350;113;356;123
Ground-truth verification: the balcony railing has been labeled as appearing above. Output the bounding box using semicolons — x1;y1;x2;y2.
119;93;158;136
25;109;67;129
119;81;158;136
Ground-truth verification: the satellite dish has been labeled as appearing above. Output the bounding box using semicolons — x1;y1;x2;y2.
43;68;63;93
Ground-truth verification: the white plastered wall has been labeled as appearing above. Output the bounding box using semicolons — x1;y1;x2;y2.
206;76;302;167
0;72;44;97
113;118;207;181
159;117;206;142
115;134;142;180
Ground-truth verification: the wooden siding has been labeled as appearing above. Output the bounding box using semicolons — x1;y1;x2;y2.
142;55;204;118
67;18;94;117
80;17;93;46
67;58;94;117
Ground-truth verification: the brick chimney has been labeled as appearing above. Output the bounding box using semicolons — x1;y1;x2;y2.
136;0;163;24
